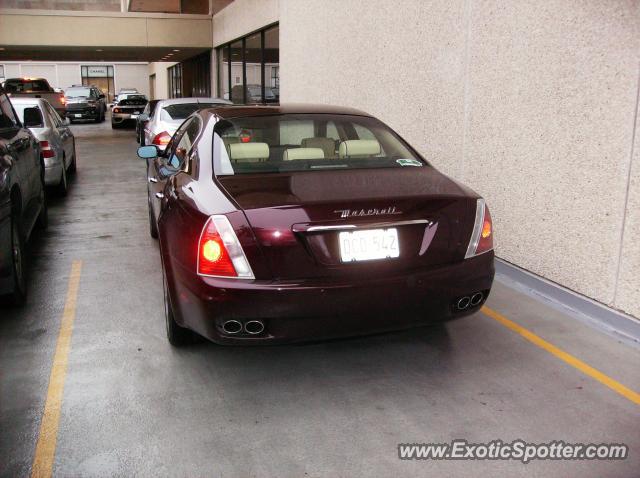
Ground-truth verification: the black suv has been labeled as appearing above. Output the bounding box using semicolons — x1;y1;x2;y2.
65;85;107;123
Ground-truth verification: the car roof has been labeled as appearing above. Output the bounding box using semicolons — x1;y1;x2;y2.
8;97;47;106
198;103;372;120
158;97;231;107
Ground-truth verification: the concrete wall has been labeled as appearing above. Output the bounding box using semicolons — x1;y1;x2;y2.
114;64;150;97
212;0;278;47
147;61;178;99
0;12;212;49
216;0;640;319
0;62;149;95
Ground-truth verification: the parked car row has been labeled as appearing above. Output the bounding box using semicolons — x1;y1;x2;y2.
0;87;76;305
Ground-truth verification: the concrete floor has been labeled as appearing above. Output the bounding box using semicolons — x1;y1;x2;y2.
0;118;639;478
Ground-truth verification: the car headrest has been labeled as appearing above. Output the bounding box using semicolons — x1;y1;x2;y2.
339;139;381;158
282;147;325;161
301;137;335;158
229;142;269;162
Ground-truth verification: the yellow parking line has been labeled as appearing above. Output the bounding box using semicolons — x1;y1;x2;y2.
31;260;83;478
481;305;640;406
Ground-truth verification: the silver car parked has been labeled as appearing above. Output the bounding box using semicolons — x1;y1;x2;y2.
11;97;76;195
141;97;231;150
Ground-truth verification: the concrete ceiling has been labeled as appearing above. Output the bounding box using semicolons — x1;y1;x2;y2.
0;45;209;62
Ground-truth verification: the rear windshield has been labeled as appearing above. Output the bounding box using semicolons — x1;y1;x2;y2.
119;95;147;105
66;87;92;98
4;79;51;92
213;114;426;176
162;103;219;120
13;104;44;126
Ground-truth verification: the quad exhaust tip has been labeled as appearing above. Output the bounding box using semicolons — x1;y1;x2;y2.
222;320;243;334
470;292;484;306
456;296;471;310
244;320;265;335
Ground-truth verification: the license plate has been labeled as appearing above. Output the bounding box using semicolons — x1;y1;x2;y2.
339;228;400;262
130;114;138;119
74;114;81;118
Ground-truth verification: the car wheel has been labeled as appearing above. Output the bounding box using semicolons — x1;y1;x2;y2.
57;159;68;196
148;196;158;239
35;180;48;231
8;207;27;305
163;267;197;346
69;145;77;174
140;132;146;146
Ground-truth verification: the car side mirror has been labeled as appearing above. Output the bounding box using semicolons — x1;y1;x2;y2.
137;145;159;159
23;107;44;128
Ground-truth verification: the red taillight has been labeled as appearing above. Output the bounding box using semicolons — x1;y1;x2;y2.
40;141;55;159
476;205;493;255
113;108;121;113
465;199;494;258
197;216;254;279
152;131;171;146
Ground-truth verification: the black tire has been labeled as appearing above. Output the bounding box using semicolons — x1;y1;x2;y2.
36;192;48;230
8;207;27;305
148;195;158;239
69;144;77;175
57;158;68;196
140;132;146;146
163;267;197;346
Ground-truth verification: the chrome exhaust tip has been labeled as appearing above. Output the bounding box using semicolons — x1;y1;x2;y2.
456;296;471;310
222;320;243;334
470;292;484;306
244;320;265;335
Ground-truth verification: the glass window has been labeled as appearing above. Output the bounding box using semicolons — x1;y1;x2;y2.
264;26;279;103
218;47;230;101
168;117;201;168
3;79;51;93
12;104;41;126
66;86;92;98
161;102;221;121
229;39;244;104
244;32;262;103
217;24;279;104
213;114;426;176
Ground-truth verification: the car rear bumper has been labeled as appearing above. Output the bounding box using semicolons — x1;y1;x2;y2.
44;157;63;185
111;113;136;124
66;108;99;120
168;252;495;344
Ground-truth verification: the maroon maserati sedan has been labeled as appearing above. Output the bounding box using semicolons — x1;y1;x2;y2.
138;104;494;346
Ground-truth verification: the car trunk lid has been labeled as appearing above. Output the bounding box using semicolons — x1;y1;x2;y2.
217;167;477;280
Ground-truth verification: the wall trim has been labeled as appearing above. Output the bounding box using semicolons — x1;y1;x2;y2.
0;8;212;19
495;258;640;345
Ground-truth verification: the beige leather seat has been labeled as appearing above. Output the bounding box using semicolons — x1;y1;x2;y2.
338;139;381;159
301;137;335;158
229;142;270;163
282;147;325;161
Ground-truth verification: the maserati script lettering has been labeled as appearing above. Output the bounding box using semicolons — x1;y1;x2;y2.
334;207;402;219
